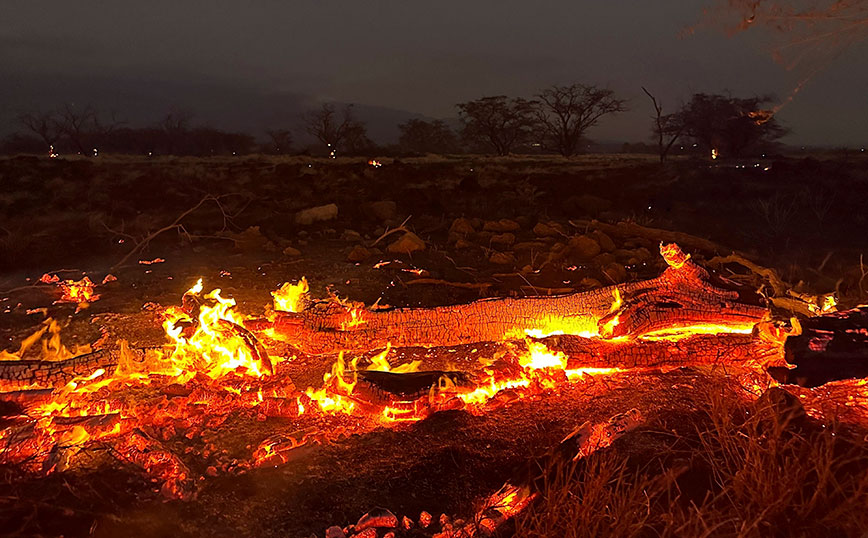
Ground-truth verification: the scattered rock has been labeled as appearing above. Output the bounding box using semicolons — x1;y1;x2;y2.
449;217;476;236
513;241;548;252
356;508;398;531
454;239;475;250
580;277;602;288
533;221;565;237
282;246;301;257
489;251;516;265
568;235;602;260
366;201;398;222
341;229;363;242
483;218;520;232
224;226;271;251
601;262;628;283
387;232;425;254
325;526;346;538
347;245;371;262
295;203;338;225
490;232;516;247
590;230;616;252
593;252;616;266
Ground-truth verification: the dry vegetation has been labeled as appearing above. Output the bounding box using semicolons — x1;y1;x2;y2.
517;387;868;537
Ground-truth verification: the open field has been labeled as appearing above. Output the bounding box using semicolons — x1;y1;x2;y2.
2;154;868;537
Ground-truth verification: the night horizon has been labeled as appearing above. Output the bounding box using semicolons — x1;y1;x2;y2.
2;0;867;146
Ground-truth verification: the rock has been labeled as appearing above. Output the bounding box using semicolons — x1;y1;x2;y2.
454;239;475;250
483;218;520;232
295;203;338;225
590;230;616;252
601;262;628;283
533;221;564;237
402;516;414;530
325;526;346;538
387;232;425;254
550;242;566;253
352;529;377;538
347;245;371;262
490;232;516;247
225;226;271;251
580;277;602;288
449;217;476;236
593;252;616;266
513;241;548;252
633;247;653;262
366;201;398;222
356;508;398;531
341;229;363;242
282;246;301;257
612;249;635;263
568;235;602;260
489;251;516;265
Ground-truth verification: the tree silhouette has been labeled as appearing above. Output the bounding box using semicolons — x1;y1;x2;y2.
534;84;626;156
398;119;459;154
17;111;60;152
265;129;293;154
457;96;536;155
302;103;367;156
677;93;787;158
641;87;684;163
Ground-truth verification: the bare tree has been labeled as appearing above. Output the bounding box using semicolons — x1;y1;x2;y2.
17;111;60;152
302;103;367;156
56;103;99;154
641;87;684;163
533;84;626;157
265;129;293;154
457;96;536;156
159;109;194;154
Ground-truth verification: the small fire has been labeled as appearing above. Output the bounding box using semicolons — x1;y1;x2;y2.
368;159;382;168
711;148;719;160
272;278;309;312
40;274;100;304
519;341;567;370
164;279;272;380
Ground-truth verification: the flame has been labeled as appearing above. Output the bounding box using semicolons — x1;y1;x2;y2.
368;159;382;168
711;148;719;160
272;278;309;312
520;341;567;370
164;279;270;380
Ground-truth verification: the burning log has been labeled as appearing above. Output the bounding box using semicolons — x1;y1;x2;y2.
542;331;784;370
251;244;768;354
0;346;152;391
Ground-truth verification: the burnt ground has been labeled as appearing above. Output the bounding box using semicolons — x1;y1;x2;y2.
2;153;868;537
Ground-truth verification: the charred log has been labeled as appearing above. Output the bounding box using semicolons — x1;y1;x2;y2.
775;306;868;387
251;244;769;354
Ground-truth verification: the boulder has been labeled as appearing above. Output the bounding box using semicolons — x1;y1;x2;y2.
366;201;398;222
590;230;616;252
568;235;602;260
387;232;425;254
295;203;338;225
490;232;516;247
489;251;516;265
601;262;628;283
483;218;520;232
449;217;476;236
347;245;371;262
282;246;301;257
533;221;565;237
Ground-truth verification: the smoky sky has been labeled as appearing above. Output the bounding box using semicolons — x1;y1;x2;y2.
1;0;866;145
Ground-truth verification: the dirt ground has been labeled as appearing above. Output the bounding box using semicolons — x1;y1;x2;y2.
2;154;868;537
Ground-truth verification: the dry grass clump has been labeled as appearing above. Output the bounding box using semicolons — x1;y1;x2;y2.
516;388;868;537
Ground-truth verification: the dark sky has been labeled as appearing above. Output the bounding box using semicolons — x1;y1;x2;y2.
1;1;866;145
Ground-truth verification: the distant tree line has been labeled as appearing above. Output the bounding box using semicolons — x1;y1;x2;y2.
1;85;787;159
